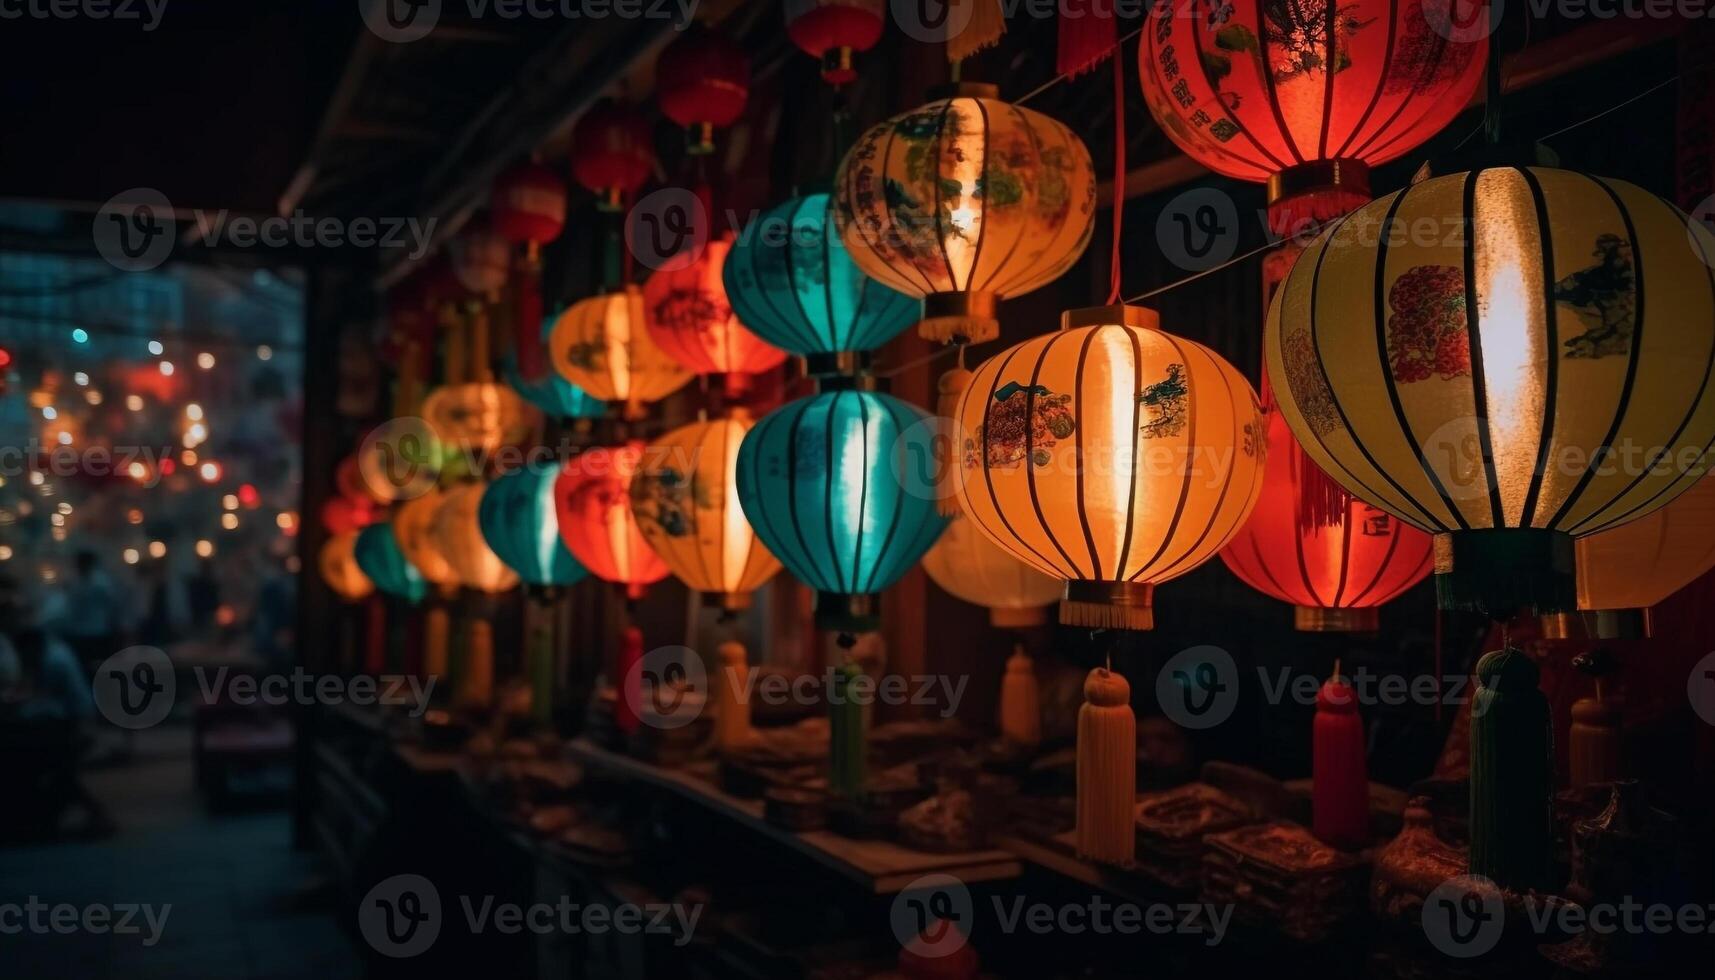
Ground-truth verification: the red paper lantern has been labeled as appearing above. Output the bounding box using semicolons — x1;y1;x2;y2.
785;0;885;85
643;235;787;376
570;102;658;211
1138;0;1487;233
656;26;749;155
490;163;567;252
555;442;670;598
321;494;384;536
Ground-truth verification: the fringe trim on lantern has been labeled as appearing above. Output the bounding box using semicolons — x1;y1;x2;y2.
918;313;999;346
1060;582;1154;631
1469;647;1552;891
713;641;755;750
935;364;973;516
1434;530;1576;617
1056;0;1115;78
1291;442;1351;531
1076;667;1135;866
999;646;1041;748
946;0;1006;63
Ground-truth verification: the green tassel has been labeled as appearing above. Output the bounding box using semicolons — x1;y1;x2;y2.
1434;529;1576;617
1469;647;1553;891
829;661;867;798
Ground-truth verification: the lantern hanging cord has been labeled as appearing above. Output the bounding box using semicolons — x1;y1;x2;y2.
875;342;964;378
1107;46;1126;305
1014;26;1144;108
1122;231;1307;305
1538;73;1683;144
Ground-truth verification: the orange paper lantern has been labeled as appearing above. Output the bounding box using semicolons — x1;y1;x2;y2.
320;531;375;602
430;482;520;594
549;287;693;420
922;512;1065;627
394;488;460;590
555;442;671;598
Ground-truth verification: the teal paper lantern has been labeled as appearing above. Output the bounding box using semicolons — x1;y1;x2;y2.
507;315;605;419
355;522;427;603
479;464;589;588
723;192;918;369
736;388;949;630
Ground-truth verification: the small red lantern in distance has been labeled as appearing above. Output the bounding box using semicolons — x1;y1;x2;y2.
655;25;749;155
491;163;567;382
786;0;885;85
570;102;658;212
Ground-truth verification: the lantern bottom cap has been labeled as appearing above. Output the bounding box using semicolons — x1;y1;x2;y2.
683;122;717;155
1265;159;1371;237
1432;529;1576;617
816;592;880;633
804;351;874;379
1060;581;1154;631
820;47;858;84
1294;605;1379;633
704;591;753;613
1539;607;1652;641
989;604;1050;629
920;291;999;345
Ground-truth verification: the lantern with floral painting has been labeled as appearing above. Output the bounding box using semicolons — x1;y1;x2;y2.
555;442;672;598
656;25;749;155
491;162;568;382
835;84;1097;344
1138;0;1488;236
570;102;657;211
321;531;375;602
355;522;428;603
644;235;787;378
954;305;1266;630
549;287;693;420
632;415;782;610
785;0;885;85
1266;166;1715;615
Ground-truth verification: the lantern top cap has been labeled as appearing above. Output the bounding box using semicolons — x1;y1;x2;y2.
1060;304;1160;332
1412;142;1561;184
926;81;1001;101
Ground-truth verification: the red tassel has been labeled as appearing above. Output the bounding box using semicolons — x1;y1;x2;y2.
1056;0;1116;78
1293;441;1352;531
514;250;548;383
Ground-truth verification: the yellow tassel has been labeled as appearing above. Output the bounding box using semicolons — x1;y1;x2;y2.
1076;667;1135;866
946;0;1006;64
998;646;1041;748
935;366;974;517
459;619;494;710
713;641;755;750
423;605;451;682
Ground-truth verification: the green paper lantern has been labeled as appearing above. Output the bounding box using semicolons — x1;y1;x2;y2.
479;464;590;588
355;521;427;603
736;388;949;630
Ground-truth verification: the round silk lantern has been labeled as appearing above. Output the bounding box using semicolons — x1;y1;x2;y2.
479;464;589;588
1139;0;1487;234
644;235;788;376
320;531;375;602
451;225;511;297
632;415;782;610
355;522;428;603
724;191;918;369
922;512;1064;627
737;388;950;631
955;305;1266;630
430;482;520;594
491;162;566;250
785;0;885;84
555;443;672;597
395;488;461;589
1221;408;1433;631
422;381;536;454
549;287;693;420
836;83;1097;344
570;102;657;211
1266;167;1715;615
506;315;605;419
656;26;749;155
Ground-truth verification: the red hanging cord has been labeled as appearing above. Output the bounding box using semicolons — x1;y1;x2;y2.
1107;50;1126;305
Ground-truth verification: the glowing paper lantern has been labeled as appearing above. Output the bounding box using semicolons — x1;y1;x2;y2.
422;382;536;454
835;83;1097;344
785;0;885;84
922;512;1064;627
1267;167;1715;614
479;464;589;589
506;315;605;419
555;443;671;597
430;482;520;594
395;488;460;589
632;416;782;610
737;388;950;630
451;225;511;297
656;26;749;154
320;494;384;536
490;163;566;249
549;287;693;419
724;192;918;367
355;522;427;603
643;235;788;376
570;102;657;211
1221;407;1433;631
1138;0;1487;233
320;531;374;602
955;305;1266;630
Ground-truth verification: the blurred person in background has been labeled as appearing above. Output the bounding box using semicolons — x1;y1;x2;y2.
53;550;123;672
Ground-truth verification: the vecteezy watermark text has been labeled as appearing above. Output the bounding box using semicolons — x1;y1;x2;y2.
359;0;698;43
0;898;171;947
0;0;166;29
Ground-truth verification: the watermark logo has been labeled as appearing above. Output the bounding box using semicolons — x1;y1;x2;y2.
360;874;442;958
358;416;442;502
1155;645;1238;730
1423;874;1505;958
92;646;176;730
1690;651;1715;727
1157;187;1240;273
1424;0;1501;43
359;0;440;42
94;188;175;273
627;186;709;272
625;644;708;730
890;0;974;43
891;413;962;506
890;874;975;958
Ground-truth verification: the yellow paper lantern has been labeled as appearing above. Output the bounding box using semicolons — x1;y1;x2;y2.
922;512;1063;627
319;531;374;602
631;415;782;610
954;305;1266;630
835;83;1097;344
1266;167;1715;615
422;382;536;454
430;482;519;594
394;488;460;589
549;286;693;419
